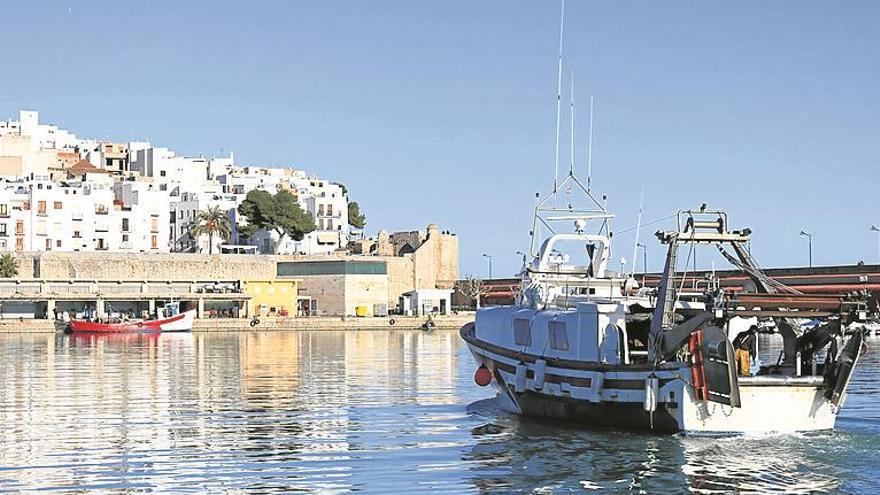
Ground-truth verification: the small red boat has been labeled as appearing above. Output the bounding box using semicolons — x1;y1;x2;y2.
67;303;196;333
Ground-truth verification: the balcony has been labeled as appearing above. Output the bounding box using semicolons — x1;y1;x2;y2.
95;224;110;232
95;207;109;215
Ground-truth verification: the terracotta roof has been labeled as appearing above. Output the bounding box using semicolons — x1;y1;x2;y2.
68;159;110;174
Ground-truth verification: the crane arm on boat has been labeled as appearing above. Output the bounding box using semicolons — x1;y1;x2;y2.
796;319;841;367
655;311;715;362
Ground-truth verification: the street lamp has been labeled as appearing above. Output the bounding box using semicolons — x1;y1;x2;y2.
871;225;880;264
482;253;493;280
515;250;527;267
799;231;813;268
636;242;647;285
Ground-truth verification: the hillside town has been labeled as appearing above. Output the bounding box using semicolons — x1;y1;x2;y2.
0;110;358;255
0;110;460;320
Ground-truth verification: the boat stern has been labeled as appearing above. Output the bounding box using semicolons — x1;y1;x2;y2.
159;309;196;332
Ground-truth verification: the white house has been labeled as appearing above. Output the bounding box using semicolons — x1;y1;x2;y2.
399;289;454;316
113;181;171;252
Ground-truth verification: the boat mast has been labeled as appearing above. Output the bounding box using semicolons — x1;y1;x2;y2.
553;0;565;194
631;186;644;278
528;0;613;257
569;71;575;178
587;96;594;191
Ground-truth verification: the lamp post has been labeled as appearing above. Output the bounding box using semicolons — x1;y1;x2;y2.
637;242;647;285
799;231;813;268
515;250;527;267
871;225;880;264
482;253;493;280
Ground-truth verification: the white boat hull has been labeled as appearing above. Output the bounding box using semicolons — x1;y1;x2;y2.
159;309;196;332
680;383;836;433
463;323;843;434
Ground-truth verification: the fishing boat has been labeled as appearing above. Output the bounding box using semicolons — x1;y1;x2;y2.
462;205;868;434
462;1;868;434
67;302;195;333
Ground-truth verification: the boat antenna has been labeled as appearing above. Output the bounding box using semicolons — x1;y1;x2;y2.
631;185;644;278
569;71;575;177
587;95;595;191
553;0;565;194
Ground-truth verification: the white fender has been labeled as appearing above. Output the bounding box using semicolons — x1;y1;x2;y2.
534;359;547;390
515;363;527;393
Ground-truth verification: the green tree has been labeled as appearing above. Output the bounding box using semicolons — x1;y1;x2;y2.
0;253;17;278
238;189;316;253
348;201;366;229
189;206;232;254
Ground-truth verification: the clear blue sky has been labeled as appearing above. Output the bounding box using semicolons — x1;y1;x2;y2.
3;1;878;277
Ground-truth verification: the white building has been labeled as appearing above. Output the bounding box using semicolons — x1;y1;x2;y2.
0;110;358;256
0;168;171;254
169;187;239;254
129;146;210;187
0;180;32;252
0;111;82;151
223;168;351;254
113;181;171;252
8;173;116;252
399;289;454;316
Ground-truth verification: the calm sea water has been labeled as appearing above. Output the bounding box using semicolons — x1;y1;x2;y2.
0;330;877;494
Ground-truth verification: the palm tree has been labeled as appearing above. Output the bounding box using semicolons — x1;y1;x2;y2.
0;253;17;278
189;206;232;254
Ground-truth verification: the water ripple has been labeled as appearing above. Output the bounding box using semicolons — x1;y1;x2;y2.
0;331;878;493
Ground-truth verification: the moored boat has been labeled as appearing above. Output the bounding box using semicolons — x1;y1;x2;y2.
67;302;195;333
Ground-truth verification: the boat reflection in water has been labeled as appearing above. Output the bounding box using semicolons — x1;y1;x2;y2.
466;403;850;493
464;335;880;493
0;331;877;493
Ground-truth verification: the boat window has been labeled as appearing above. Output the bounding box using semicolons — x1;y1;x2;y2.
514;318;532;346
549;320;569;350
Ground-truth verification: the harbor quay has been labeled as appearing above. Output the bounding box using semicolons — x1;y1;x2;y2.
0;314;475;333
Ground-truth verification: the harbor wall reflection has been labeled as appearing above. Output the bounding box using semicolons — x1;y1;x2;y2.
0;330;462;493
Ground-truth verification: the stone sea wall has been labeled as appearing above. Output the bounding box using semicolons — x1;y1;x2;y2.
18;252;279;281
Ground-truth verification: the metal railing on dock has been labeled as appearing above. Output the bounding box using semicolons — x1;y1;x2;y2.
0;280;246;299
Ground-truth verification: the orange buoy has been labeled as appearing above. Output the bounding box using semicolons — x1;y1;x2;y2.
474;365;492;386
